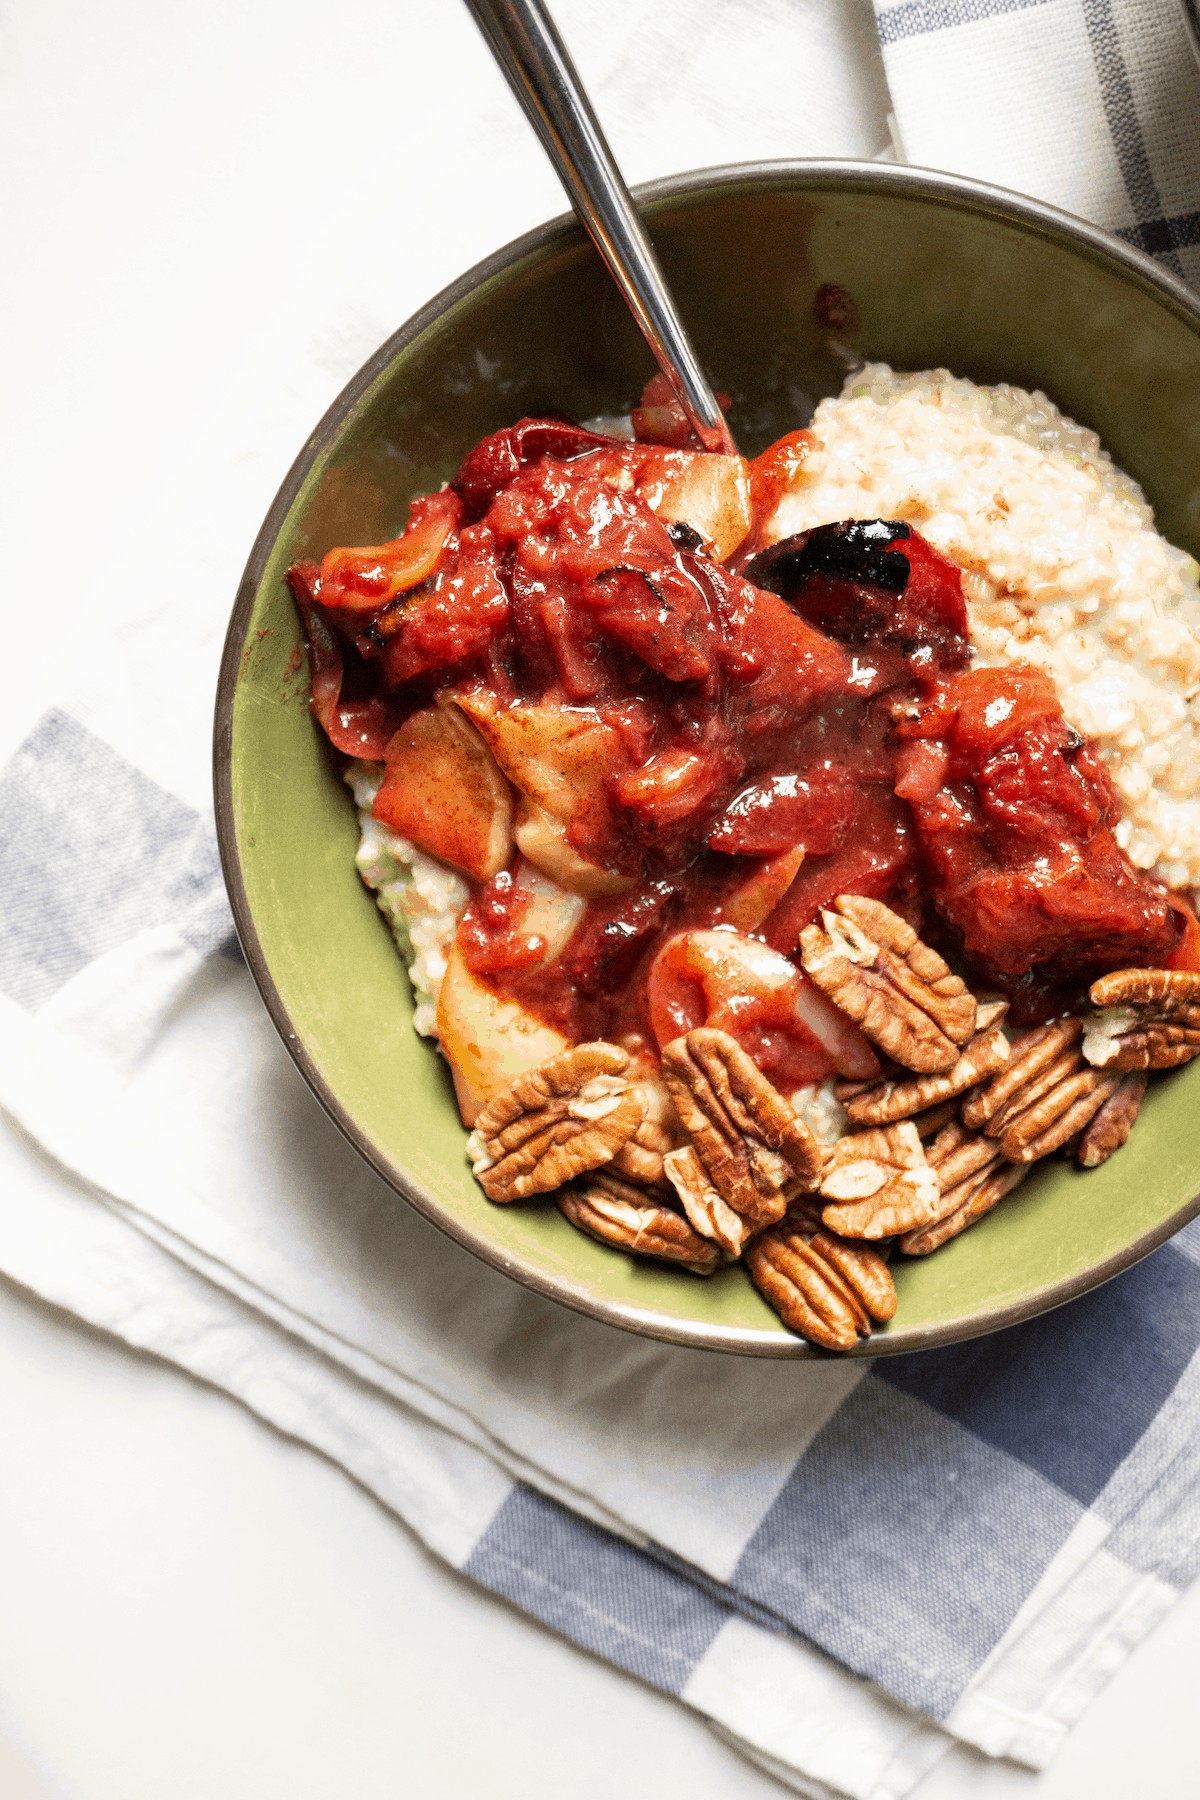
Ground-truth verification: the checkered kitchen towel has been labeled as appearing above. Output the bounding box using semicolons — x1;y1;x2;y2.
4;4;1200;1798
876;0;1200;286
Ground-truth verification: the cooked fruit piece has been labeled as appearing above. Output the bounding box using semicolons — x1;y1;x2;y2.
456;694;636;894
513;800;634;898
745;519;969;673
452;416;617;520
372;702;514;882
647;927;880;1086
646;453;752;561
287;563;401;759
435;942;571;1126
713;845;807;933
895;666;1181;1013
317;491;462;611
707;767;859;858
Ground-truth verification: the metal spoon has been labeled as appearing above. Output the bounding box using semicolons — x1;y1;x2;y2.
463;0;737;454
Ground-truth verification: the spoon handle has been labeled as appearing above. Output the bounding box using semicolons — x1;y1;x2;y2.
464;0;736;454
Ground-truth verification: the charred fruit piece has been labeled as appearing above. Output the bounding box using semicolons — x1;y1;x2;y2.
744;519;969;672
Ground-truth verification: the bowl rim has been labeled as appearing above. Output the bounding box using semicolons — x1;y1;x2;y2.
214;156;1200;1359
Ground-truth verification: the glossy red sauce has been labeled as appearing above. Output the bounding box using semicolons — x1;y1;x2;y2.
290;411;1183;1079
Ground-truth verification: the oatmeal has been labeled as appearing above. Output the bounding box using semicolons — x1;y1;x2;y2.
345;760;468;1038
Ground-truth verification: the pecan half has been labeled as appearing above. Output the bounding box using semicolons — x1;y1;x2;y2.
559;1175;721;1274
841;1016;1010;1127
925;1120;1005;1193
799;895;976;1073
1084;970;1200;1072
909;1098;961;1140
901;1162;1028;1256
746;1219;896;1350
891;1120;1009;1247
661;1028;822;1228
818;1121;941;1239
469;1042;647;1202
1076;1073;1147;1169
997;1067;1122;1163
663;1144;753;1257
961;1018;1082;1132
611;1115;677;1191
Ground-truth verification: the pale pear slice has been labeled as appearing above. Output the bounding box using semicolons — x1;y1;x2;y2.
645;454;752;562
515;800;633;898
715;845;806;934
436;941;570;1127
456;693;634;897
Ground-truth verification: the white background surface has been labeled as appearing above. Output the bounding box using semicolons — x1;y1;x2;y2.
2;1;1198;1794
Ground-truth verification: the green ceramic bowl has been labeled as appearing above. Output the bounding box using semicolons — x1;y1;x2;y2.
215;161;1200;1357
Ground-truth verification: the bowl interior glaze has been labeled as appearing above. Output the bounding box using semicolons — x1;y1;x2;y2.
217;164;1200;1356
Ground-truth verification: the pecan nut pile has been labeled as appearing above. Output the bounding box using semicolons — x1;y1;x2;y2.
902;1156;1028;1256
1083;969;1200;1072
962;1019;1120;1163
560;1175;721;1275
961;1018;1082;1131
997;1066;1122;1163
468;1042;647;1202
661;1028;822;1228
800;895;977;1073
463;908;1198;1354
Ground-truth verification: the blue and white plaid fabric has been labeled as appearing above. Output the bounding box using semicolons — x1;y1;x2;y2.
875;0;1200;285
3;4;1200;1796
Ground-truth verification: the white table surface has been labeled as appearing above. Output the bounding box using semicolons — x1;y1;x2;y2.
3;2;1199;1794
